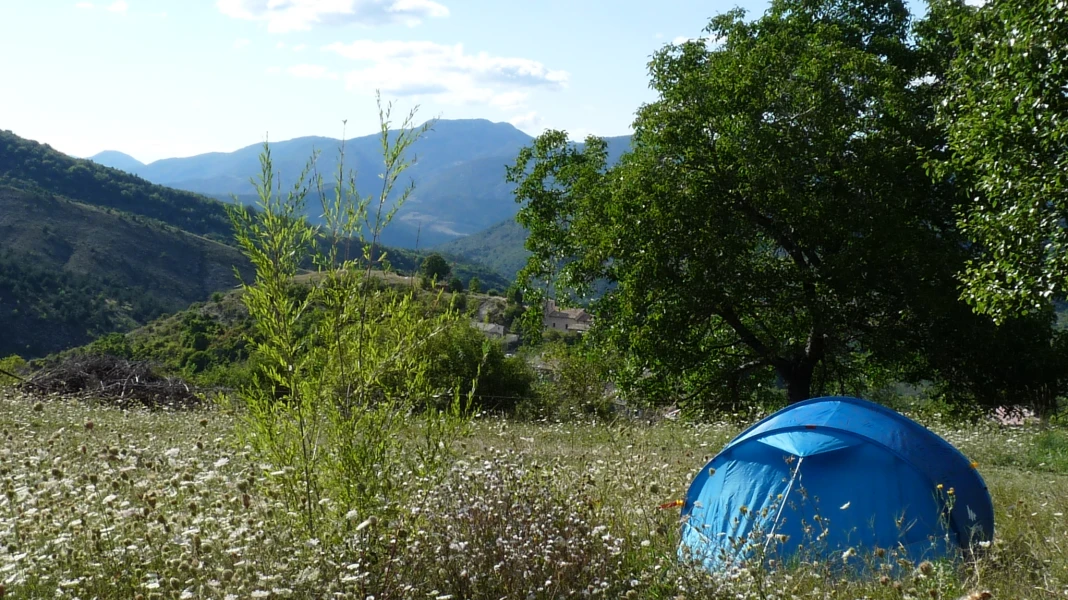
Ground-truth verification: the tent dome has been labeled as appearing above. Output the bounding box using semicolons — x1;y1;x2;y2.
679;396;993;571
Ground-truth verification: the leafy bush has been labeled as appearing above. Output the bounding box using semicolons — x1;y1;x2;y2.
422;323;536;413
0;354;25;386
520;341;615;421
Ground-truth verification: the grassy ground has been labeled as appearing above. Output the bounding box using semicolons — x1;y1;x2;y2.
0;390;1065;599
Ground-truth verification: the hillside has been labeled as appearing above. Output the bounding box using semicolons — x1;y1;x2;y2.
435;218;531;281
1;130;235;243
0;185;253;358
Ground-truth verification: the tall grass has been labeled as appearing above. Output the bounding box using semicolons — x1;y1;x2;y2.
2;391;1064;598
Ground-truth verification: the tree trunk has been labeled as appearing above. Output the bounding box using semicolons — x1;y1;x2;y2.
779;330;824;404
783;364;814;404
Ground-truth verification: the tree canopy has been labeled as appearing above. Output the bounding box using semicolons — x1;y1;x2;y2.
938;0;1068;323
509;0;1067;412
420;252;451;282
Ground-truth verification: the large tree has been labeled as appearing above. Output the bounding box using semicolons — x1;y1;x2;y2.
937;0;1068;323
509;0;1064;409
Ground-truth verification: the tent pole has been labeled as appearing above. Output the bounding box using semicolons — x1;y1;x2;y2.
762;455;803;558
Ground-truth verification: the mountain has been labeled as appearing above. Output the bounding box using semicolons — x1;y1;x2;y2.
0;129;511;358
435;218;530;282
89;150;145;173
105;121;633;249
0;184;252;358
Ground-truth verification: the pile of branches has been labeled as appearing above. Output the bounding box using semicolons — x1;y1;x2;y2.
19;354;202;409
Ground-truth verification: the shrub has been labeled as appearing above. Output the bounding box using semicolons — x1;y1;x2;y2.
520;341;615;421
0;354;26;387
422;321;535;413
226;96;473;537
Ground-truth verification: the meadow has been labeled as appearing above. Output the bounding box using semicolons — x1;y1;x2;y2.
1;390;1066;599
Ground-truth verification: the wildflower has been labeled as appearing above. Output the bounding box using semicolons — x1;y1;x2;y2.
919;560;934;576
354;517;376;532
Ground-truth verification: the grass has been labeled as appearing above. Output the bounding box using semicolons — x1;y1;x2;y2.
0;389;1065;599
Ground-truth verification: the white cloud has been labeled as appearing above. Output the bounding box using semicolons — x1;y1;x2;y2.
107;0;128;13
324;40;567;107
508;111;542;133
276;41;286;49
216;0;448;33
234;38;251;49
287;64;339;80
75;2;94;9
265;66;282;75
490;91;528;111
292;43;307;52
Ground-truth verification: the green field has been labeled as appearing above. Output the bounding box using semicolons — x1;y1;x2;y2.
0;390;1065;599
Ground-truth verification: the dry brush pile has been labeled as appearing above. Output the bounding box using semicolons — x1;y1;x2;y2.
17;354;202;410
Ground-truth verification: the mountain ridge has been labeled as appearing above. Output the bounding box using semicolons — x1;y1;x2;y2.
79;121;633;250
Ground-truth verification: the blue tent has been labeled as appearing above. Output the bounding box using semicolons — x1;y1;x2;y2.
679;396;994;571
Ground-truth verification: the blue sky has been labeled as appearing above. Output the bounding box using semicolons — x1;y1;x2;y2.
1;0;781;163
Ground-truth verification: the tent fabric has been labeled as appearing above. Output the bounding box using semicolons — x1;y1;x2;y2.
679;396;994;571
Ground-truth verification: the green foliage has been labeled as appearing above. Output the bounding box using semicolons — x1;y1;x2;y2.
506;0;1067;414
420;252;450;282
226;96;472;536
936;0;1068;322
450;290;467;312
447;275;464;293
422;323;535;413
468;276;480;293
0;355;25;386
520;341;615;421
86;332;132;359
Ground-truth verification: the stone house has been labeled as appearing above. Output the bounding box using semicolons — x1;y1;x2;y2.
543;299;593;333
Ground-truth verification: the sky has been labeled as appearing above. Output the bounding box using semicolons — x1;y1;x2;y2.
0;0;786;163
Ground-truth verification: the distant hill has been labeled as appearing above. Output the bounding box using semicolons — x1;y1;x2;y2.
1;130;235;243
435;218;530;282
89;150;145;173
105;122;633;249
0;185;253;358
427;134;631;280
